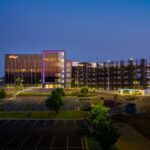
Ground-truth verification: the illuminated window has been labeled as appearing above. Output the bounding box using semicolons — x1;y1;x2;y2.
66;74;71;77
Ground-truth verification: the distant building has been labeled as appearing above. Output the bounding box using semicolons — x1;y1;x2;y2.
4;50;150;89
72;59;150;90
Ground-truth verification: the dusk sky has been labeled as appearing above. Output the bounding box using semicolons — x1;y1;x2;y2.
0;0;150;76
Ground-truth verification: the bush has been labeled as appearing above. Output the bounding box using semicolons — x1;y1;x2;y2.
15;78;24;91
81;86;89;95
0;89;6;99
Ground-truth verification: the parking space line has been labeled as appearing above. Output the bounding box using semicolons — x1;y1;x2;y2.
35;135;44;150
50;136;55;150
81;136;84;150
2;136;16;149
66;136;69;150
19;136;30;150
83;136;88;150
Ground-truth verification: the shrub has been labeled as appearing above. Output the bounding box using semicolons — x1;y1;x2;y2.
80;86;89;95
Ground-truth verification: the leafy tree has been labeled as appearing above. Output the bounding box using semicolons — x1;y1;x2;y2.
15;78;24;91
45;90;64;113
88;105;120;150
55;88;65;97
0;89;6;99
81;86;89;95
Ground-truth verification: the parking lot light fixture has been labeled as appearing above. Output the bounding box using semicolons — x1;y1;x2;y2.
107;60;110;90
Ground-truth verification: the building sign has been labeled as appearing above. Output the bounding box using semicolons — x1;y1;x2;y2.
9;55;18;59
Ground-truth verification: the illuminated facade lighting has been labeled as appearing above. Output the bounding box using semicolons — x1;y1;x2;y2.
4;51;150;89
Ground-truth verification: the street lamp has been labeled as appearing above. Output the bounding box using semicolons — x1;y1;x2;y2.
107;60;110;90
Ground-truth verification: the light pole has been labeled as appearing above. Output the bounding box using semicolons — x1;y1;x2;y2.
107;60;110;90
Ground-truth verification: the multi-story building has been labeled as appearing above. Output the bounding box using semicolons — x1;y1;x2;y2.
42;50;66;88
5;50;66;88
71;58;150;90
4;50;150;89
5;54;42;86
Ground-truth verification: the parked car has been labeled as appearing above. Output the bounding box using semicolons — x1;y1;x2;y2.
125;103;136;114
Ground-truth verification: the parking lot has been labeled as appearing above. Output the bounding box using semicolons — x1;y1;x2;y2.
1;96;86;111
0;119;88;149
1;97;47;111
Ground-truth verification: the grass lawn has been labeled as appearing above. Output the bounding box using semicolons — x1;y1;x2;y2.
86;123;150;150
127;113;150;139
0;110;88;119
17;92;50;97
116;124;150;150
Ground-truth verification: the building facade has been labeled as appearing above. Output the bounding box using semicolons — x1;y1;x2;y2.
5;54;42;86
42;50;66;88
5;50;66;88
72;58;150;90
4;50;150;89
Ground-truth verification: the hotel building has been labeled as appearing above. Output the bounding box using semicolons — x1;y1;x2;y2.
4;50;150;89
5;50;66;88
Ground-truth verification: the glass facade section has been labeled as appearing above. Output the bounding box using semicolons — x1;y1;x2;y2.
42;50;66;88
5;54;42;86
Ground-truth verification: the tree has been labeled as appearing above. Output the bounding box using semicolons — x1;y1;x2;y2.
88;105;120;150
55;88;65;97
45;90;64;113
0;89;6;99
15;78;24;91
81;86;89;95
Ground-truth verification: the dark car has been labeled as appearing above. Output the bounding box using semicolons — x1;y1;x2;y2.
125;103;136;114
103;100;116;107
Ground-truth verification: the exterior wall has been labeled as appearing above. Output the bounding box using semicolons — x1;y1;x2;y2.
5;54;42;86
4;52;150;89
72;59;150;90
72;62;97;88
42;50;66;88
65;60;72;88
